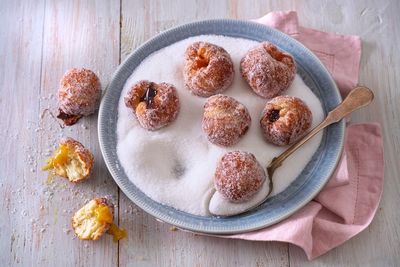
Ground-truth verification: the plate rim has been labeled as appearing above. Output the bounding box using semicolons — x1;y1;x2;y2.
98;19;345;234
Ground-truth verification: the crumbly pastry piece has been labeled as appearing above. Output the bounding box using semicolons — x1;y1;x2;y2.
240;42;296;99
260;95;312;146
72;198;114;240
214;151;266;203
202;94;251;147
72;198;127;241
124;80;180;131
57;68;101;126
42;137;94;182
183;42;234;97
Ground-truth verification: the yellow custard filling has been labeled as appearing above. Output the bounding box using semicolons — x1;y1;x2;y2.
94;205;113;224
42;144;69;171
108;223;128;242
93;205;127;242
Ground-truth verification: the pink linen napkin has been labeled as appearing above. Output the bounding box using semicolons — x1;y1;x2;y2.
256;11;362;95
220;11;384;260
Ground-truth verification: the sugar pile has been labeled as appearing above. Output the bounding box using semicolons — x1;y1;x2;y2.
117;35;324;216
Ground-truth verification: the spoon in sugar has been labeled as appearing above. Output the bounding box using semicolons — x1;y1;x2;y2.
243;86;374;214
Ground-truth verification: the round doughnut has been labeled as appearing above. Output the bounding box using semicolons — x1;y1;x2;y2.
57;68;101;125
124;80;180;131
214;151;266;203
260;95;312;146
240;42;296;99
202;94;251;147
183;42;234;97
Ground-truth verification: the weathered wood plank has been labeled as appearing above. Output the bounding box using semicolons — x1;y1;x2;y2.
0;0;119;266
0;1;46;265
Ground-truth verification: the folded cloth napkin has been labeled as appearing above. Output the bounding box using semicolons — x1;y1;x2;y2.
219;11;384;260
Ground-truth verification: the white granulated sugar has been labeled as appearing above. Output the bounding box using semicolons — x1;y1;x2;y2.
117;35;324;216
209;180;271;216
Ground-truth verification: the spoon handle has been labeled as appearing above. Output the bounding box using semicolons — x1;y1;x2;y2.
269;86;374;170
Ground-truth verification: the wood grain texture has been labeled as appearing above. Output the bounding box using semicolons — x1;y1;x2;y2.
0;0;46;265
0;0;120;266
37;0;120;265
1;0;399;266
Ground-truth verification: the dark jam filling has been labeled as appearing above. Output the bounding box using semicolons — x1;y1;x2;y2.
141;83;157;107
268;109;280;123
57;109;82;126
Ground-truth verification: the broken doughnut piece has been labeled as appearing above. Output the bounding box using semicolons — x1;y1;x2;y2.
183;42;234;97
42;137;94;183
72;198;127;241
240;42;296;98
57;68;101;126
124;80;180;131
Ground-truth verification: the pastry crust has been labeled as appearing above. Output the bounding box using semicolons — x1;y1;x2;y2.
202;94;251;147
183;42;234;97
43;137;94;183
57;68;101;126
124;80;180;131
240;42;296;98
72;198;114;241
260;95;312;146
214;151;266;203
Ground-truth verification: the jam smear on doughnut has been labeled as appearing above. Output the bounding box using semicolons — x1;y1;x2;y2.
268;109;280;123
140;83;157;107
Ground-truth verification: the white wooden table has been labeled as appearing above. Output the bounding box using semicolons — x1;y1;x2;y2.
1;0;399;266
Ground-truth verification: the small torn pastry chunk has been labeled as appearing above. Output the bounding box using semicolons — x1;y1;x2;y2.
124;80;180;131
72;198;127;241
57;68;101;126
42;137;94;183
72;198;113;240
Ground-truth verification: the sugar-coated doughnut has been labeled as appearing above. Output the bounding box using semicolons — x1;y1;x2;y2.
240;42;296;99
202;94;251;147
214;151;266;203
57;68;101;125
260;95;312;146
124;80;180;131
183;42;234;97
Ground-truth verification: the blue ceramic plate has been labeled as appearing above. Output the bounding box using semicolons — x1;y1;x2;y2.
98;19;344;234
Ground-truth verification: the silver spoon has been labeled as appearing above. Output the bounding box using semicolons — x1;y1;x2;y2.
243;86;374;214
